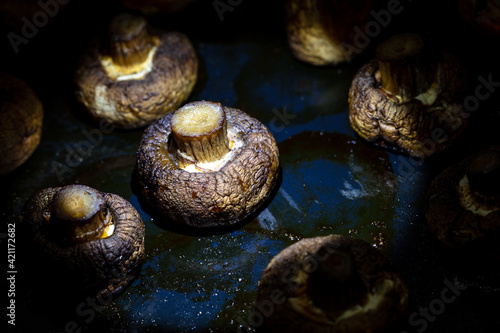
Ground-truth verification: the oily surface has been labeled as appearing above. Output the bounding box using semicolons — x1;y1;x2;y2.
2;0;500;332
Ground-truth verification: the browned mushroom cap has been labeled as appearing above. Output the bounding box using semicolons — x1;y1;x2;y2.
136;101;280;228
21;184;145;298
0;73;43;176
74;13;198;130
426;146;500;248
285;0;373;65
459;0;500;39
348;33;468;158
256;234;408;333
119;0;199;15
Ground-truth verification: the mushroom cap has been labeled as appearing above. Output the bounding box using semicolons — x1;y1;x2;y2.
426;146;500;248
348;54;468;157
256;234;408;333
21;185;145;297
74;29;198;129
285;0;373;65
0;73;43;176
136;104;280;228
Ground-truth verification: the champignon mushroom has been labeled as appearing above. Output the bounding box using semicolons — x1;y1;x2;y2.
459;0;500;39
348;33;468;158
74;13;198;130
21;184;145;297
136;100;280;228
256;234;408;332
285;0;373;65
426;146;500;248
0;73;43;176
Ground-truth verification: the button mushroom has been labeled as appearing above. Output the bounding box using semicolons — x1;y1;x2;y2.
21;185;145;297
136;100;280;228
256;234;408;332
74;13;198;130
285;0;373;65
0;73;43;176
348;33;468;158
426;146;500;248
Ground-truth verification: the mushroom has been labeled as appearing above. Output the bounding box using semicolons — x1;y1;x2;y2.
348;33;468;158
0;73;43;176
426;146;500;248
459;0;500;39
256;234;408;332
21;184;145;297
285;0;373;65
136;100;280;228
74;13;198;130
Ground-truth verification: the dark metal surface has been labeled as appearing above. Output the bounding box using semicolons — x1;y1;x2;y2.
2;0;500;332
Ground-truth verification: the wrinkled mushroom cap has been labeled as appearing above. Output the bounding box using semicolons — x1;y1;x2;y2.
136;104;280;228
426;146;500;248
74;16;198;129
256;234;408;332
21;185;145;297
285;0;373;65
0;73;43;176
348;53;468;158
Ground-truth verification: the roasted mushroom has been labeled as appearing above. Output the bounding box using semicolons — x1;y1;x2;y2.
137;100;280;228
285;0;373;65
348;33;468;158
21;184;145;297
459;0;500;39
426;146;500;248
0;73;43;176
256;234;408;332
74;13;198;130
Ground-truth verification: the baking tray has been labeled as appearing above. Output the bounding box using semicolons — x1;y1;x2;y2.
2;0;500;332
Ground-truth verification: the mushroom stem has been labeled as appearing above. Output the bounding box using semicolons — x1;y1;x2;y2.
170;101;230;166
375;33;436;103
51;185;113;243
107;13;157;69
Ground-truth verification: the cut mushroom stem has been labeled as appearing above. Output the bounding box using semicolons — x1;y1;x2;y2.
51;185;113;243
170;101;230;165
107;13;157;70
375;33;436;103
